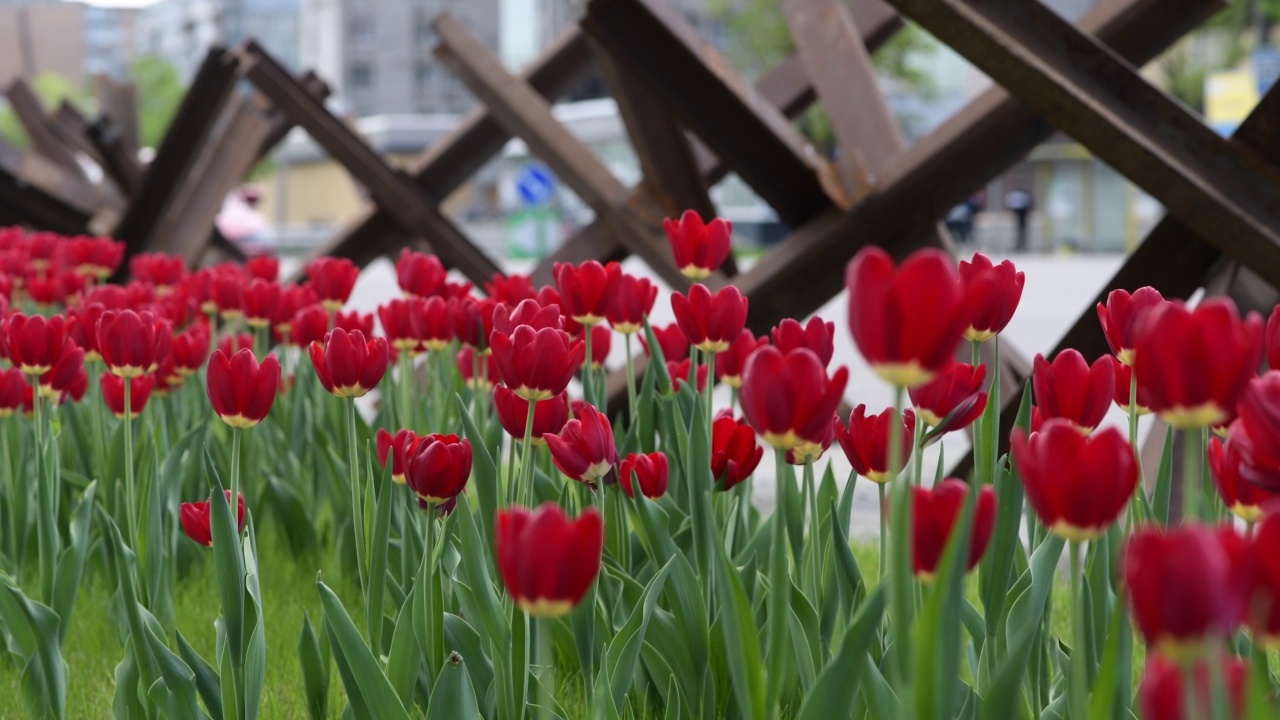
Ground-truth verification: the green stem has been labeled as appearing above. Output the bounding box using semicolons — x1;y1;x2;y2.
703;351;716;434
584;326;595;409
1127;368;1142;531
624;333;638;426
505;432;518;508
31;375;55;603
420;507;442;676
229;429;242;523
877;483;886;585
1182;428;1201;523
398;351;414;429
887;383;913;691
2;417;16;567
521;399;539;508
1069;541;1088;720
347;399;366;592
123;376;138;550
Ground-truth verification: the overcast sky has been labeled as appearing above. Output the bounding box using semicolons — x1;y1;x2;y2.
81;0;160;7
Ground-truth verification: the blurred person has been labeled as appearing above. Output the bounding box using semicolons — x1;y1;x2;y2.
216;185;277;256
1004;188;1032;252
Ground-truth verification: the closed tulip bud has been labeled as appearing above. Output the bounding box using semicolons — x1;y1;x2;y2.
65;236;124;279
911;479;997;582
180;491;246;546
640;323;689;362
171;324;210;376
457;346;498;391
1133;298;1262;429
102;372;153;419
715;330;767;388
396;249;447;298
607;273;658;335
1032;349;1114;433
452;296;498;351
619;451;669;499
245;255;279;282
379;297;427;352
416;296;455;351
845;247;969;388
97;309;172;378
909;362;988;434
67;304;106;360
0;368;26;416
376;428;422;484
484;272;537;305
1209;431;1280;522
663;210;731;279
1108;356;1152;415
5;312;69;375
1232;372;1280;490
1097;287;1165;365
668;358;708;393
496;503;603;619
270;284;319;342
554;260;622;326
240;278;279;328
771;317;835;367
835;405;915;484
217;333;254;359
334;309;374;338
130;252;187;291
211;273;245;319
39;340;86;403
493;298;563;334
1139;653;1248;720
404;434;472;505
545;403;617;485
289;305;330;348
310;328;389;398
307;257;359;310
959;253;1023;342
495;386;569;444
711;413;763;491
740;346;847;450
1123;524;1250;659
490;325;584;401
671;284;747;354
206;348;280;428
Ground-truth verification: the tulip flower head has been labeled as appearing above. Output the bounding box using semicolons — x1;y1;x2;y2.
5;312;69;375
711;413;763;491
835;405;916;484
909;362;988;434
452;296;498;352
495;503;603;618
494;386;569;445
309;328;390;399
96;309;172;377
1097;286;1165;365
958;253;1024;342
1031;349;1114;434
1231;372;1280;490
289;304;330;348
376;428;423;484
911;479;997;582
307;256;360;310
554;260;621;326
0;368;27;416
457;346;498;391
545;403;617;486
619;451;669;499
771;317;835;367
667;358;708;393
102;372;153;419
740;346;848;451
404;434;473;506
395;249;446;298
607;273;658;335
206;348;281;429
180;491;246;546
490;325;584;401
38;340;86;403
245;255;279;282
242;279;280;328
492;298;564;334
715;330;767;388
484;272;537;305
670;284;748;354
664;210;731;280
1108;356;1153;415
1209;432;1280;522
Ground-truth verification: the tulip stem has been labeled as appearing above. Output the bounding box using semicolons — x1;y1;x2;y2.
887;383;912;690
624;334;638;425
123;375;138;552
1181;428;1200;523
1069;540;1087;720
1126;369;1144;530
521;399;539;508
31;375;55;604
584;324;596;409
703;352;716;434
398;351;414;429
347;398;366;593
229;429;242;523
878;483;886;584
505;432;519;507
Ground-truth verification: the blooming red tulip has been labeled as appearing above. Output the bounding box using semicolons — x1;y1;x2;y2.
97;309;172;378
490;325;584;401
67;303;106;360
270;284;319;342
554;261;621;326
1108;356;1152;415
1010;420;1138;540
1123;524;1249;658
911;479;996;582
667;358;708;393
5;313;69;375
640;323;689;362
619;451;669;499
772;317;835;367
38;340;86;403
457;346;498;391
130;252;186;291
579;324;611;369
1246;511;1280;643
180;491;246;546
379;297;427;352
0;368;26;416
65;236;124;279
909;362;988;433
495;386;569;444
835;405;916;484
607;273;658;335
484;272;536;305
206;349;281;428
404;433;472;505
711;413;764;491
1097;286;1165;365
171;324;210;376
396;249;446;298
1139;653;1248;720
409;295;451;352
1231;373;1280;490
663;210;731;279
307;257;359;310
376;428;422;483
545;403;617;485
845;246;969;388
1133;298;1263;429
101;372;153;419
211;273;245;319
1031;349;1114;433
1268;305;1280;371
715;330;766;388
958;253;1023;342
310;328;389;398
671;284;747;353
493;298;563;334
27;231;57;270
740;346;848;452
288;305;330;348
452;296;497;351
242;279;280;329
1209;432;1280;522
495;503;603;617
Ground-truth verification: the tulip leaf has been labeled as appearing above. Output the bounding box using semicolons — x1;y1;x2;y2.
425;651;479;720
913;486;976;720
712;535;767;720
316;577;410;720
443;613;495;715
297;614;330;720
455;394;499;547
981;459;1024;639
51;481;95;646
365;452;393;654
141;622;204;720
450;497;506;648
386;584;421;709
794;585;886;720
177;630;224;720
1086;591;1128;719
203;448;245;668
1153;425;1175;525
600;560;669;713
984;534;1064;720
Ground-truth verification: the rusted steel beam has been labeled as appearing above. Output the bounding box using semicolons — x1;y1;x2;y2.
433;13;695;290
5;79;87;180
239;40;501;285
305;27;594;275
258;71;330;160
0;137;96;234
584;0;846;225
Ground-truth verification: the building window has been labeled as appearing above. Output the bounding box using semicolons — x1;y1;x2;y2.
415;61;431;88
349;62;373;89
415;9;434;45
349;15;373;42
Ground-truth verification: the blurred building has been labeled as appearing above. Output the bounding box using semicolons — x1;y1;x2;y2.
84;4;138;80
0;1;85;86
135;0;299;82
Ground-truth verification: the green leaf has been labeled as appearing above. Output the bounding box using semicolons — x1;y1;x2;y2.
297;614;329;720
51;481;96;646
795;586;886;720
386;589;421;710
712;539;766;720
443;613;494;716
177;630;224;720
204;448;245;667
141;622;204;720
366;454;394;653
600;561;669;712
425;651;479;720
316;577;411;720
455;394;499;547
1153;425;1175;525
0;578;66;720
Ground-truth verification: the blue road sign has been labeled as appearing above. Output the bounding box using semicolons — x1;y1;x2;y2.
516;164;556;207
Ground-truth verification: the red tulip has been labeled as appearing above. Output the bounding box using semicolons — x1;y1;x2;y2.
379;297;427;352
715;330;767;388
1108;356;1152;415
101;373;153;419
711;413;763;491
1010;420;1138;540
667;358;708;393
1139;653;1248;720
97;309;172;378
578;325;611;369
180;491;246;546
307;257;359;310
1097;286;1165;365
270;284;320;342
739;346;848;452
1268;304;1280;371
640;323;689;362
619;451;669;499
1133;298;1263;429
496;503;603;617
545;403;617;485
1229;374;1280;490
452;296;497;351
79;283;130;310
130;252;187;291
554;261;622;326
39;340;86;403
5;313;69;375
1209;432;1280;522
607;273;658;335
909;362;988;434
1031;349;1114;433
484;272;536;305
65;236;124;279
27;232;57;270
217;333;255;358
958;253;1023;342
845;247;968;388
1123;524;1249;658
493;298;563;334
1246;510;1280;643
334;310;374;338
911;479;997;582
495;386;569;444
289;305;330;348
786;418;833;465
663;210;731;279
0;368;26;416
245;255;279;282
206;349;281;428
772;317;835;367
376;428;422;483
171;324;210;377
671;284;747;354
835;405;915;484
67;303;106;360
310;329;389;398
396;249;447;298
404;433;472;505
535;285;583;336
211;273;245;319
457;346;498;391
242;279;281;329
490;325;584;401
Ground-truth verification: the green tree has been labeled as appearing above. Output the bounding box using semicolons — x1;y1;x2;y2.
130;56;184;148
0;72;89;148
